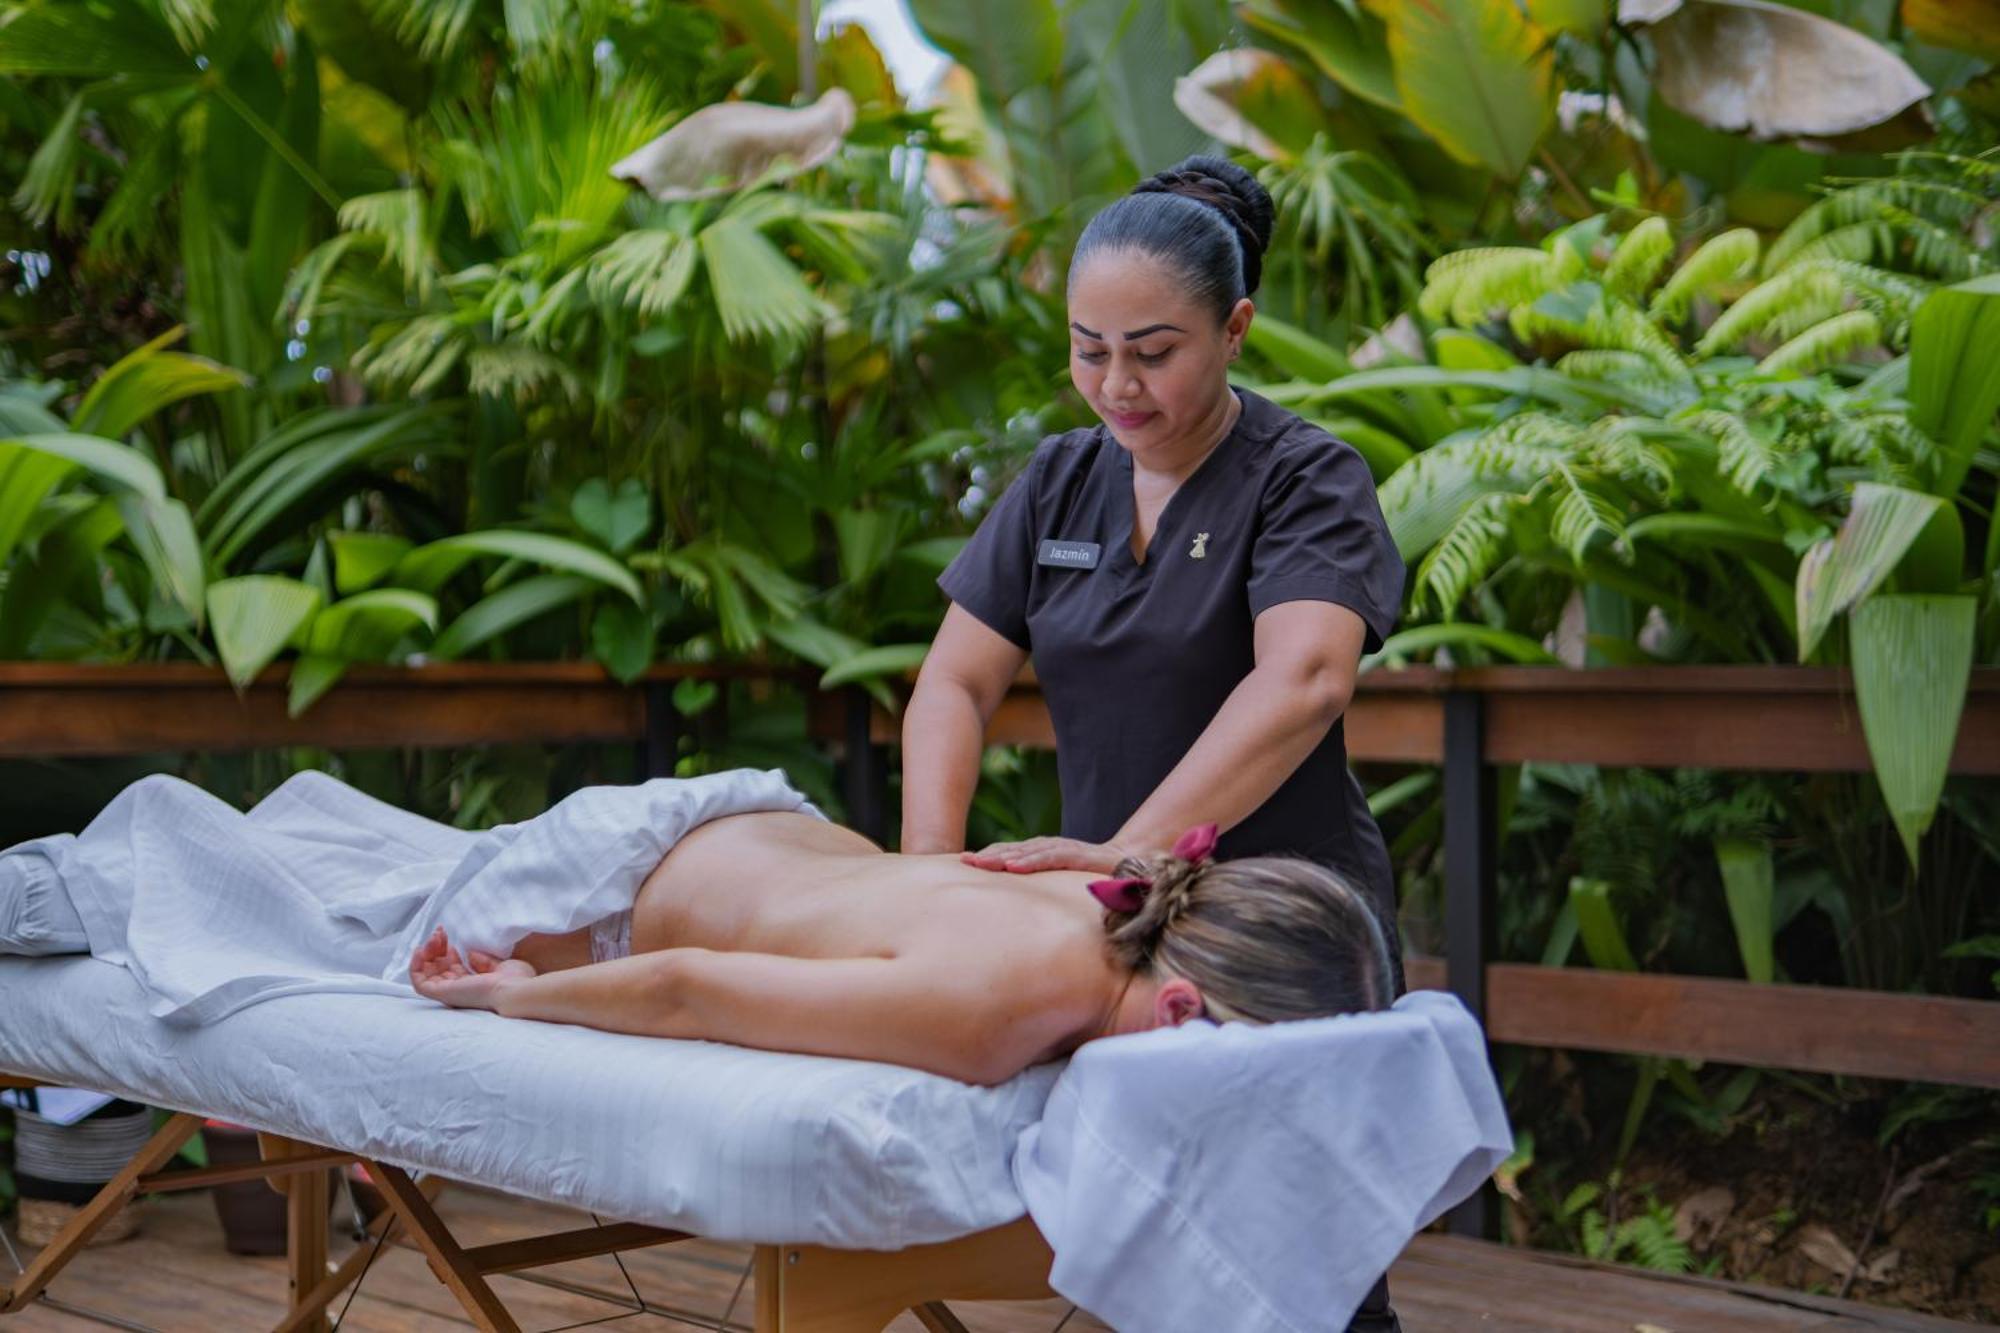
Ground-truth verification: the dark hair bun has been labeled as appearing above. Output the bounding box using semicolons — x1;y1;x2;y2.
1132;155;1276;295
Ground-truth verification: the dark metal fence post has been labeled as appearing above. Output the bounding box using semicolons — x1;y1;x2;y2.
843;686;889;843
1443;686;1499;1240
640;681;681;779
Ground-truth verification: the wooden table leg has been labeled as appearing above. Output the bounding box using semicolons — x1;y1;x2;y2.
366;1163;521;1333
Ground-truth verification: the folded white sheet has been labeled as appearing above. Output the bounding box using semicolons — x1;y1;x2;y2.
0;953;1057;1247
1014;991;1512;1333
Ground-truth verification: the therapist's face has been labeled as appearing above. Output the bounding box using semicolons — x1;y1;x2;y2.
1067;249;1252;463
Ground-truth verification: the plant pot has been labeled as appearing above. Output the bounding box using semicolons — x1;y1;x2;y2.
203;1124;291;1256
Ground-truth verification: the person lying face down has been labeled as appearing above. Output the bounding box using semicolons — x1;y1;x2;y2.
411;813;1395;1086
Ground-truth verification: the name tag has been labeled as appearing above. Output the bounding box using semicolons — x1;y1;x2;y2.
1037;539;1102;570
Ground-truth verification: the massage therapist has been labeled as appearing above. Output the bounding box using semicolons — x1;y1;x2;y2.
900;156;1410;1330
902;155;1405;945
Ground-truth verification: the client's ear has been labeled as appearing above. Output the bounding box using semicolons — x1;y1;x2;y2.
1154;977;1205;1028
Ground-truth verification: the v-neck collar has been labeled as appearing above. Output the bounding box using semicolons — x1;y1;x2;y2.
1110;389;1248;573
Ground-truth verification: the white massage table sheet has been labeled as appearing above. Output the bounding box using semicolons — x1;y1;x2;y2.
0;953;1058;1249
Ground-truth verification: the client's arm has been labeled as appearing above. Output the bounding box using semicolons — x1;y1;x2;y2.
420;931;1076;1086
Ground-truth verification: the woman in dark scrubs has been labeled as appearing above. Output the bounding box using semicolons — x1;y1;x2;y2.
900;156;1409;1332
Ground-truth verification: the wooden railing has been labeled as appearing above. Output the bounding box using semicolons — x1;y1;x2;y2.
6;660;1998;1240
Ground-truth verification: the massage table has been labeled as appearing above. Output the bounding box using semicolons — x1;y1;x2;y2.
0;953;1067;1333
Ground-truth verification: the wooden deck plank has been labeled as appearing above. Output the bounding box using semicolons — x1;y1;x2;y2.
5;1187;1985;1332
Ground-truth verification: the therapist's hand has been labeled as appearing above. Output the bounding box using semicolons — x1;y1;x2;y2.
961;837;1128;874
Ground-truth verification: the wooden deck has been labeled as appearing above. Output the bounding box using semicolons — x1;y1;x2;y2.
1;1186;1982;1332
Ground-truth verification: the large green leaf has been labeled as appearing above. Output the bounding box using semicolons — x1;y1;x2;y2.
429;574;593;660
73;328;249;440
1851;593;1976;870
1240;0;1401;111
906;0;1062;105
205;407;447;565
0;445;77;570
116;495;207;624
1245;313;1353;383
328;531;414;594
0;4;191;77
1908;274;2000;501
303;589;438;657
393;531;642;603
1071;0;1210;173
1714;837;1775;984
820;642;930;689
1366;622;1559;667
5;432;168;501
207;576;323;691
1569;877;1640;972
1794;482;1946;661
0;497;123;656
1364;0;1555;178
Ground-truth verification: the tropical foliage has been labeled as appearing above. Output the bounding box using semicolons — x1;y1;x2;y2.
2;0;1998;1301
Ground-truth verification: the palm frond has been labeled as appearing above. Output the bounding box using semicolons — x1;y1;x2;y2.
697;218;831;345
464;344;583;402
338;189;436;296
587;226;700;319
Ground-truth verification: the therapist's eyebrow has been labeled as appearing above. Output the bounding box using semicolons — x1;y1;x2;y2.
1068;321;1186;340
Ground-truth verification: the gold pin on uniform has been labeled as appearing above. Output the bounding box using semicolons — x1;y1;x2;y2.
1190;532;1210;559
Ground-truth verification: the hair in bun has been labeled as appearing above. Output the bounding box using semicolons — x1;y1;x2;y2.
1098;849;1394;1024
1068;154;1279;323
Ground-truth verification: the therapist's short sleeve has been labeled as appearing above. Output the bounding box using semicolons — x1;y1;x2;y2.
1248;433;1406;653
937;455;1038;651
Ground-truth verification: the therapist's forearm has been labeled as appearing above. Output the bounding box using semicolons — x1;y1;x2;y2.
898;678;988;853
1114;664;1348;855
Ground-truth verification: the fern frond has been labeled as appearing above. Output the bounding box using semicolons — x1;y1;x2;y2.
1650;228;1759;324
1829;412;1937;480
1419;247;1558;326
1618;1207;1694;1274
1694;267;1843;356
1555;350;1687;413
1682;408;1776;494
1581;418;1675;497
1414;492;1514;612
1757;310;1882;376
1378;416;1574;556
1541;463;1628;564
1603;217;1673;301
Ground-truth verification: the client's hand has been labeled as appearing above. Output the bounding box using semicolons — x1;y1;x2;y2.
961;837;1124;875
410;927;536;1011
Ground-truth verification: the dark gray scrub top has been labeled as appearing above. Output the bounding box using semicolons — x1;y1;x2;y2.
938;387;1407;919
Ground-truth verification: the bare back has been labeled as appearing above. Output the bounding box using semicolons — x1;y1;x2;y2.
442;811;1134;1084
631;811;1106;964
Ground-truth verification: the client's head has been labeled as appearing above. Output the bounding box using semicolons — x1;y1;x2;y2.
1094;826;1394;1033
